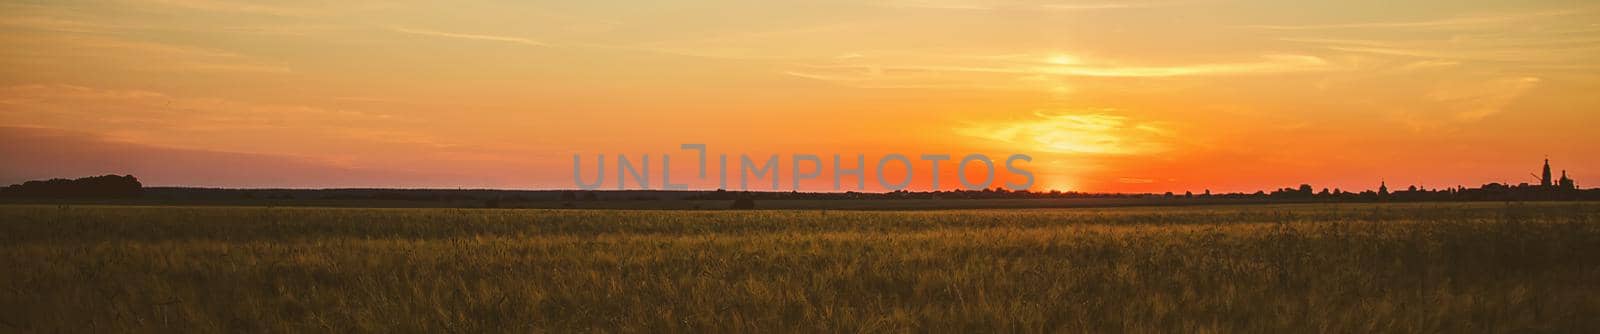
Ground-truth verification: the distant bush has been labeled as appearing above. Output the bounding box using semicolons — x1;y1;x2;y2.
2;175;142;198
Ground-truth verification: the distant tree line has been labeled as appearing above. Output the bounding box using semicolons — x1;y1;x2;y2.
7;174;1596;204
685;183;1599;202
1239;183;1597;202
2;175;143;198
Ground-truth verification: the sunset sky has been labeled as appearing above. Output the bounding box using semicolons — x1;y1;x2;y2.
2;0;1597;192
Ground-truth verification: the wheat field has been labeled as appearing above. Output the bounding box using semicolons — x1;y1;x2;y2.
2;202;1597;332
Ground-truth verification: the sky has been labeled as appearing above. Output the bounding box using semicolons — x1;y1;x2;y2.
1;0;1597;193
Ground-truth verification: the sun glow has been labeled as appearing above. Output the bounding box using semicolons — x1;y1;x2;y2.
1046;54;1081;65
959;111;1171;156
0;0;1596;192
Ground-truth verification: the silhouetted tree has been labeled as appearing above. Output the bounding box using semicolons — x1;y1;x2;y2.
2;175;142;198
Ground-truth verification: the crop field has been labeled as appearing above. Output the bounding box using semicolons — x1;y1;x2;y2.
2;202;1598;332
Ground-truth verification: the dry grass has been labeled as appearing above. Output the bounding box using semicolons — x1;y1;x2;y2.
1;202;1597;332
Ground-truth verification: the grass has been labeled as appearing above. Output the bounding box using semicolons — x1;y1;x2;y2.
1;202;1597;332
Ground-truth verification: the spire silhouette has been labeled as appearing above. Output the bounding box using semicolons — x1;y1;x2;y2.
1542;158;1553;187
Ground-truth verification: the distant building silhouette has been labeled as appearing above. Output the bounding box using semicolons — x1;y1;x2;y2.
1536;159;1579;190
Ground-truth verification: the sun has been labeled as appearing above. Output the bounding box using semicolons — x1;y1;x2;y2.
1041;178;1077;193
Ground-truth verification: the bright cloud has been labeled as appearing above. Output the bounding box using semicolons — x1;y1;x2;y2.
958;110;1173;155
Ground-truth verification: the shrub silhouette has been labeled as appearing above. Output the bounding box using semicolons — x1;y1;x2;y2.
2;175;142;198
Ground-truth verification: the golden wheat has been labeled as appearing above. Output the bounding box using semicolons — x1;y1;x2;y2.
1;202;1596;332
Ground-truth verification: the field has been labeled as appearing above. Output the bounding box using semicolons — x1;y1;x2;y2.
2;202;1598;332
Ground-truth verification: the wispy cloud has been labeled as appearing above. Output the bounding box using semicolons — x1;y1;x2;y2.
1278;35;1600;64
0;34;293;73
389;26;548;47
1241;7;1592;30
883;0;992;10
785;52;1334;90
0;84;553;178
0;16;143;34
1038;1;1197;11
124;0;322;17
1258;7;1600;67
0;84;393;137
886;0;1196;11
1395;60;1461;72
1431;77;1541;121
0;6;347;36
1035;54;1330;77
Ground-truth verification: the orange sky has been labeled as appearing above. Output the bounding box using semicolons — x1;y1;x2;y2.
2;0;1597;192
